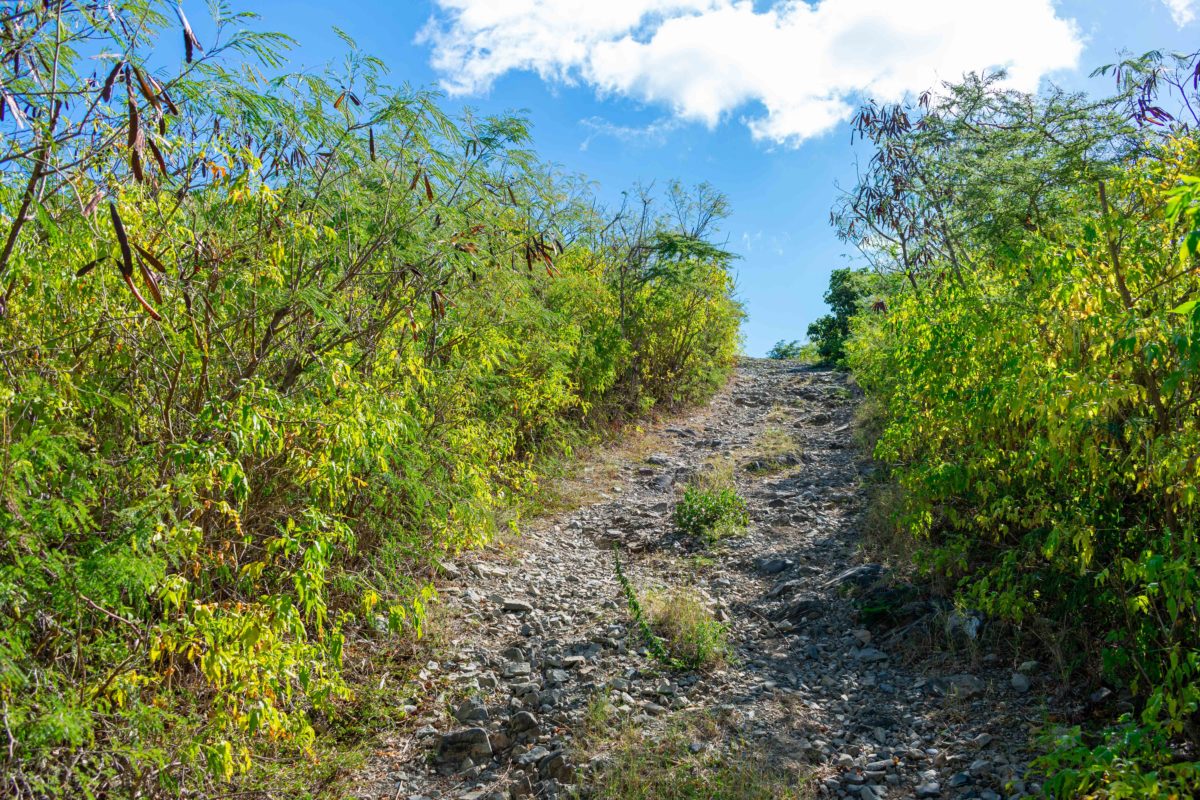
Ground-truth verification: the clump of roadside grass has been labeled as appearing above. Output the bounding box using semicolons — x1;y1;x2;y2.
756;425;800;461
743;425;803;474
582;690;618;744
613;551;728;670
584;712;810;800
643;588;730;670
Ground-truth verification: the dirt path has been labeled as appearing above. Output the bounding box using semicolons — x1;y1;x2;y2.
349;359;1046;800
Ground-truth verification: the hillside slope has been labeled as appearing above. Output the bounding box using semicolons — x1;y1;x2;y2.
350;359;1055;800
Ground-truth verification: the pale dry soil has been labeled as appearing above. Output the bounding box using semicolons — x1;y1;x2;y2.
347;359;1053;800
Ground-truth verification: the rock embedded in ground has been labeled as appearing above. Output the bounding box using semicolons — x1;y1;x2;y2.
454;700;488;723
937;673;987;699
439;727;493;763
502;598;535;613
915;780;941;797
758;557;794;575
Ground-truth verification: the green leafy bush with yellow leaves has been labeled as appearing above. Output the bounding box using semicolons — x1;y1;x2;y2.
0;3;741;795
839;65;1200;796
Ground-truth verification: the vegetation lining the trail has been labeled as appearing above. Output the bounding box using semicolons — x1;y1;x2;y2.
837;55;1200;796
805;267;881;365
0;3;741;795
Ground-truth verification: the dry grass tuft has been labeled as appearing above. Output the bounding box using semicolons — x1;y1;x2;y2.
643;588;730;669
584;712;813;799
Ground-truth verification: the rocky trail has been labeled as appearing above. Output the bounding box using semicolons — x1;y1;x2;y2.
349;359;1053;800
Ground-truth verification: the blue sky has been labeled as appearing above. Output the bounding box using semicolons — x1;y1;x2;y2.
228;1;1198;356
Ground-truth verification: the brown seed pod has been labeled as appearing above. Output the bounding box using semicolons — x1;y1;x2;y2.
147;137;168;176
109;202;133;278
132;241;167;275
132;65;160;112
82;191;103;217
136;255;164;305
159;88;180;116
405;307;417;340
175;4;203;63
76;257;107;278
100;61;123;102
108;205;160;320
127;97;139;150
123;272;162;321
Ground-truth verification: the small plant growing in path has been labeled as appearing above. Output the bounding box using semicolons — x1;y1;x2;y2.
744;425;803;474
586;711;808;799
614;547;680;668
643;589;730;669
612;549;728;670
583;690;616;738
673;484;749;542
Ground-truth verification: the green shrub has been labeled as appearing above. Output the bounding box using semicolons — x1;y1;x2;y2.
673;486;749;542
0;3;742;793
767;339;809;360
1034;720;1200;799
839;66;1200;792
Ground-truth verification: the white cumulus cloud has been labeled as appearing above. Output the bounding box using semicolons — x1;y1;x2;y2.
1163;0;1197;27
420;0;1084;146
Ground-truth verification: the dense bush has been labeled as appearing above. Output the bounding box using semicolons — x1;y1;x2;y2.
839;64;1200;794
0;3;741;795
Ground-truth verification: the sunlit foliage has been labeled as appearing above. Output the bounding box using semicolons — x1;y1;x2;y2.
0;3;741;795
842;64;1200;796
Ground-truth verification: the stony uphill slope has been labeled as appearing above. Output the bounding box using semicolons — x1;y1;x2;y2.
349;359;1052;800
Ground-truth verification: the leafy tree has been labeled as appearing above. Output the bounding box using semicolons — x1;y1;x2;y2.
831;73;1133;292
806;268;874;364
767;340;805;359
0;3;743;794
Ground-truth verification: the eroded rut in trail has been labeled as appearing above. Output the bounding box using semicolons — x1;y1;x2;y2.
350;359;1048;800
